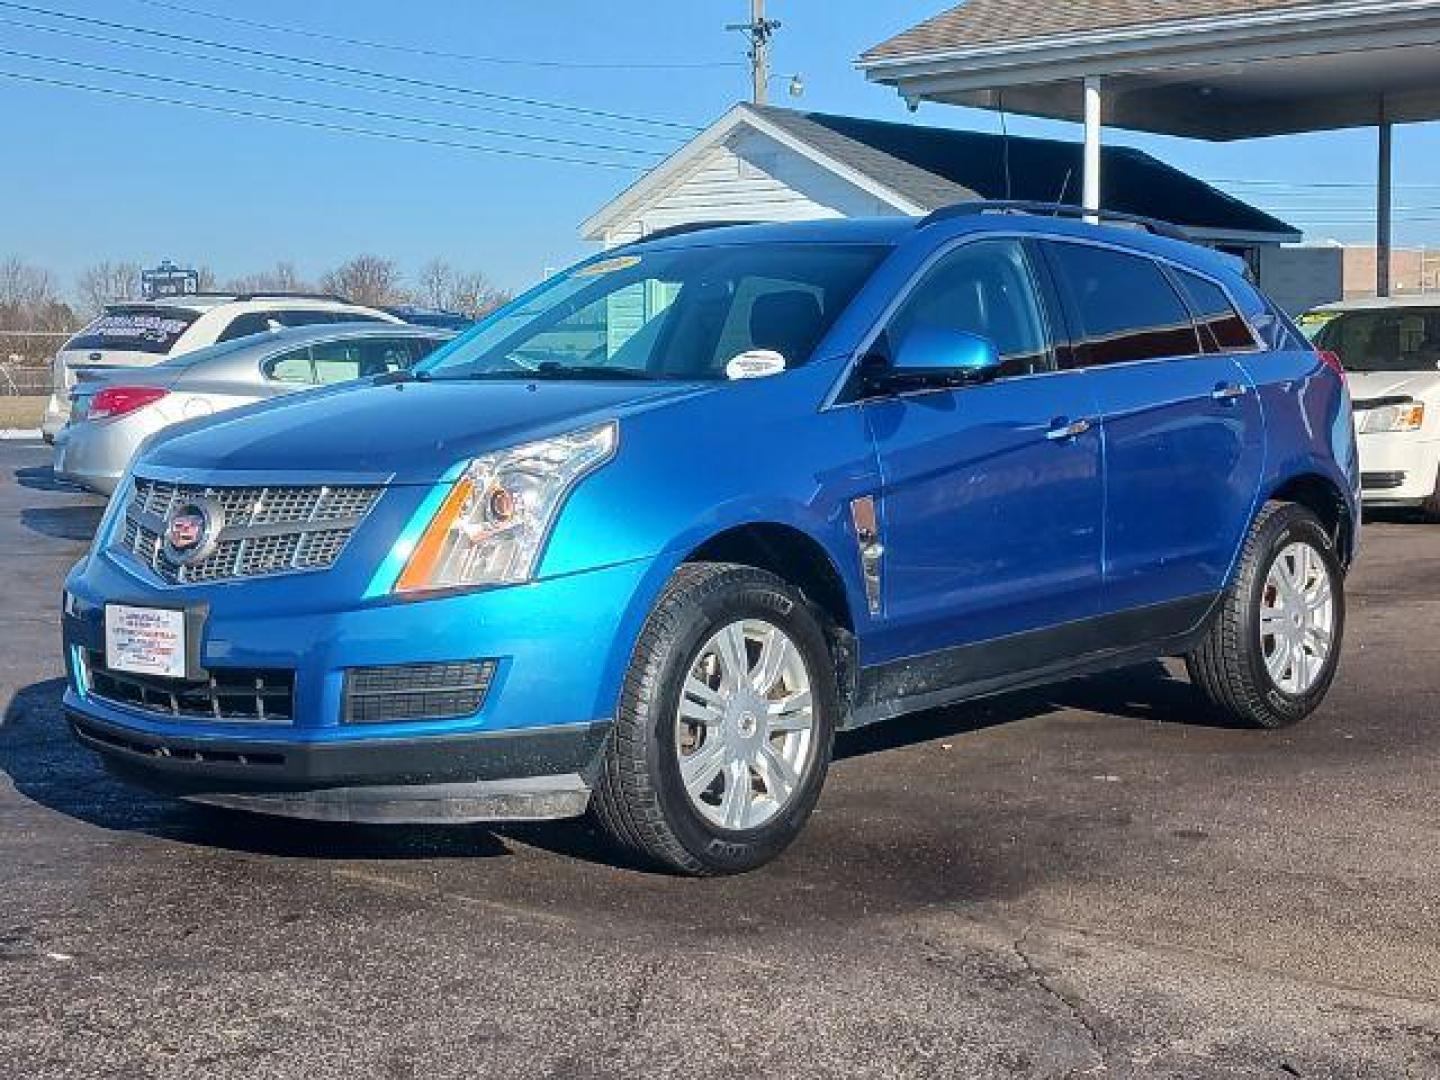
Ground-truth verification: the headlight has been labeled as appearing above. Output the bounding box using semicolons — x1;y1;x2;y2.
394;422;617;593
1358;400;1425;434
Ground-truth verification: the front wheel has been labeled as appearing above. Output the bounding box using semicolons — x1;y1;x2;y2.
1186;502;1345;729
590;563;838;876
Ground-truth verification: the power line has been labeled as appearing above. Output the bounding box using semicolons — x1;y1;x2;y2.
0;1;702;133
0;45;667;158
0;68;651;169
1217;178;1440;191
128;0;745;71
0;14;687;142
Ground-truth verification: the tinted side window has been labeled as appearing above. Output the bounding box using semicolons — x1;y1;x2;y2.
1173;270;1256;353
218;312;280;343
887;239;1052;379
1047;243;1200;366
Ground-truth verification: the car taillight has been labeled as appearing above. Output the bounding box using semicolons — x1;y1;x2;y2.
89;386;168;420
1317;349;1346;382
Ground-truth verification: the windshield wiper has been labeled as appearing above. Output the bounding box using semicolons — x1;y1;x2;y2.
531;362;655;381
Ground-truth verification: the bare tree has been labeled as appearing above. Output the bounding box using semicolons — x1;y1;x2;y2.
320;255;406;307
0;256;77;363
415;258;509;317
76;261;142;314
224;260;311;295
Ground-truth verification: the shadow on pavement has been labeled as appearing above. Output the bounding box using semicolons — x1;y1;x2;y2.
838;660;1235;761
2;661;1225;872
21;505;103;542
0;677;611;865
14;464;85;494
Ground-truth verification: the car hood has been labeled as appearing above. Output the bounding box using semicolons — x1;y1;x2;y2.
1348;369;1440;403
138;377;712;485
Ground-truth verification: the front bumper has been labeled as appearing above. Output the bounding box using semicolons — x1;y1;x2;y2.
1357;430;1440;505
63;544;657;822
69;708;604;822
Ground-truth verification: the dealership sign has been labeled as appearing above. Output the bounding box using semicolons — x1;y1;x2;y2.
142;260;200;301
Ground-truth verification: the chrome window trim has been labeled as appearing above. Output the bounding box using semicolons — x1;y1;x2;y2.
823;227;1267;411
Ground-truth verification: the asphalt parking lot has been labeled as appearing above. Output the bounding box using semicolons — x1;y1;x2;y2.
2;438;1438;1080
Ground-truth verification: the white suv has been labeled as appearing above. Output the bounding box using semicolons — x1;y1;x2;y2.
42;293;401;441
1304;297;1440;519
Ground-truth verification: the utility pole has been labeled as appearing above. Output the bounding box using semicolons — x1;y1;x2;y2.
727;0;780;106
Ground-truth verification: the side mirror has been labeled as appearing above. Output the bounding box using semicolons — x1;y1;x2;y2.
882;325;1003;390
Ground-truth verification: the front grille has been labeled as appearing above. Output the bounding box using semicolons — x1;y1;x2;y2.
115;477;380;585
86;650;295;723
343;660;496;724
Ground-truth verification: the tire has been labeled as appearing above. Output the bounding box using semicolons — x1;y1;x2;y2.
590;562;839;876
1422;466;1440;523
1186;501;1345;729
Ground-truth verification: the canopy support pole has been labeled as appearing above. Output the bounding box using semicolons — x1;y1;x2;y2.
1378;103;1393;298
1083;76;1103;222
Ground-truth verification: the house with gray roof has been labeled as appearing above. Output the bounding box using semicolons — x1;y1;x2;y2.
582;103;1300;266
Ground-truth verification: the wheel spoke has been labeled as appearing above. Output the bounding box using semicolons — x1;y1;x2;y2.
715;623;749;690
1259;610;1288;637
679;737;727;797
767;689;813;732
720;759;750;829
1265;633;1292;684
756;743;798;803
679;677;726;727
752;625;792;695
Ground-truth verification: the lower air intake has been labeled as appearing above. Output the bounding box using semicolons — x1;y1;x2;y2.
342;660;496;724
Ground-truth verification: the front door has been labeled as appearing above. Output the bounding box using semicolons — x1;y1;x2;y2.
861;238;1105;666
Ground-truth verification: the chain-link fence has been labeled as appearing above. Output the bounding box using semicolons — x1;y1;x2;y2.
1;331;66;395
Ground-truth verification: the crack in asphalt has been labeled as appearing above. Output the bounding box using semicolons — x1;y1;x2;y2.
1013;924;1110;1078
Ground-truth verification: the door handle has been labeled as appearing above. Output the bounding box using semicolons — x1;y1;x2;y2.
1046;418;1093;442
1212;382;1248;402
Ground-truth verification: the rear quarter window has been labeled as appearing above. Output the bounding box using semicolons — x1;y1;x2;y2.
66;307;199;354
1172;270;1258;353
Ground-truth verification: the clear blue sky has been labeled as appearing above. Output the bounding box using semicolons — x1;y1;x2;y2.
3;0;1439;298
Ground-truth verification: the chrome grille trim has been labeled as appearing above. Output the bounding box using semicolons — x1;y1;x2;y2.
114;476;381;585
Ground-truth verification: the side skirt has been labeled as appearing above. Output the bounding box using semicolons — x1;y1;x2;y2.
846;594;1219;730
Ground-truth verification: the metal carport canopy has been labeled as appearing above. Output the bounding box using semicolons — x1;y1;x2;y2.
859;0;1440;293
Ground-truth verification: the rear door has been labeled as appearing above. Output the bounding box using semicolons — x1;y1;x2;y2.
862;237;1104;665
1041;240;1265;619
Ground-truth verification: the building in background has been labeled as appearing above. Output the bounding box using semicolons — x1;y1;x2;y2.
583;104;1326;310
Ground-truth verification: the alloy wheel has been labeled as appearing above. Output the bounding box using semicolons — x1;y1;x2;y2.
673;618;816;831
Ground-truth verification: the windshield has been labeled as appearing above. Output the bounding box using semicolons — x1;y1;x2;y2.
418;243;887;382
1311;308;1440;373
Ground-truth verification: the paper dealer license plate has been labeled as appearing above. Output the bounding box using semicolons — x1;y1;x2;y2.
104;604;186;679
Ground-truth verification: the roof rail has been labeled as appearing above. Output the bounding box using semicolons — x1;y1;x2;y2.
628;220;759;245
230;291;354;303
923;201;1191;242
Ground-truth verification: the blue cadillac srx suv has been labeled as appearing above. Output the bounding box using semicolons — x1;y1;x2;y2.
63;205;1359;875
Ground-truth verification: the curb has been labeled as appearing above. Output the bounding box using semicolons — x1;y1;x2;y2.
0;429;43;440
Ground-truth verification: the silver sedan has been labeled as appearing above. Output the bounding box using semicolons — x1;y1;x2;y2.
53;322;454;494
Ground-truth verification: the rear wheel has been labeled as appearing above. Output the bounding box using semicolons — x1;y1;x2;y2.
590;563;837;876
1186;502;1345;729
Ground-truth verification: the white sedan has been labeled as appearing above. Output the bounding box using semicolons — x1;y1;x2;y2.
1303;297;1440;519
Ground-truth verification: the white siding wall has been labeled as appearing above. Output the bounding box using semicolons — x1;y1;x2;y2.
601;128;904;248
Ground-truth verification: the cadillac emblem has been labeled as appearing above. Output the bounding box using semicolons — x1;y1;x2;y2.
162;497;223;566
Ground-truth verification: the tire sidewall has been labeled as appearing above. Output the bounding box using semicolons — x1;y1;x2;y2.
643;572;838;874
1241;509;1346;723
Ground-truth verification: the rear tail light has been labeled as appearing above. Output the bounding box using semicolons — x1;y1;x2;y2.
89;386;168;420
1317;349;1346;382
